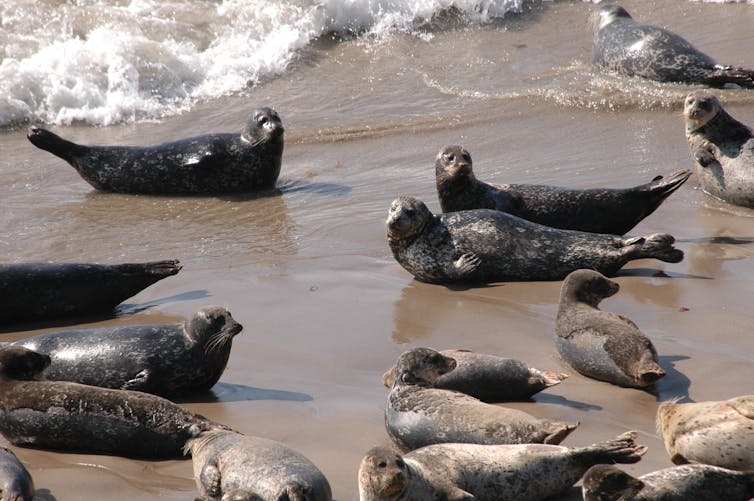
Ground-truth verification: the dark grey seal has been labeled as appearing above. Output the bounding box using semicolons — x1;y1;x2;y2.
381;349;568;402
436;145;690;235
582;463;754;501
0;346;225;458
385;348;577;452
591;4;754;88
187;429;332;501
358;431;646;501
27;108;284;194
386;196;684;284
555;269;665;388
0;446;34;501
684;90;754;208
3;306;242;398
0;260;182;324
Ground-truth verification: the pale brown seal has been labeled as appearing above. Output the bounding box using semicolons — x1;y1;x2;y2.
0;446;34;501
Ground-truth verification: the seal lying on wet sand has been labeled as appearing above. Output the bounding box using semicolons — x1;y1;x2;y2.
0;446;34;501
435;145;690;235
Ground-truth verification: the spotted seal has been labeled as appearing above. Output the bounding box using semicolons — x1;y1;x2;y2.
435;145;690;235
684;90;754;208
385;348;577;452
591;4;754;88
386;196;683;284
0;346;225;458
187;429;332;501
582;463;754;501
555;269;665;388
657;395;754;470
381;349;568;402
0;260;182;324
27;108;284;194
0;446;34;501
3;306;242;398
358;431;646;501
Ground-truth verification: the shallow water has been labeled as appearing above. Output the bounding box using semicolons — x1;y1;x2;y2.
1;0;754;499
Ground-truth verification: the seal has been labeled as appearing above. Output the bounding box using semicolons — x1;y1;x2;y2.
0;345;226;458
386;196;684;284
3;306;242;398
26;108;284;194
0;259;182;325
683;90;754;208
381;349;568;402
187;429;332;501
0;446;34;501
582;463;754;501
358;431;646;501
591;4;754;88
657;395;754;471
555;269;665;388
385;348;578;452
435;145;690;235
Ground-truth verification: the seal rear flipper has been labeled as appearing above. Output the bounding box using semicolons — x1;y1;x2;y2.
126;259;183;278
624;233;684;263
26;126;90;163
642;169;692;200
573;431;648;466
530;369;569;389
702;66;754;89
543;421;579;445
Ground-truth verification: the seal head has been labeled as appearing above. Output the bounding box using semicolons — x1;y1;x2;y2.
358;447;411;500
242;107;284;145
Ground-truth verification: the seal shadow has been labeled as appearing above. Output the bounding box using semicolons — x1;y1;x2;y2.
613;268;711;280
531;393;602;412
33;489;57;501
116;289;211;315
277;179;352;197
175;382;313;404
651;355;694;404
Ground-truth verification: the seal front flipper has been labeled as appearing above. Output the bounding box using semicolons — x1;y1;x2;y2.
199;461;223;498
447;487;477;501
694;145;718;167
448;252;481;279
122;369;151;391
27;126;90;164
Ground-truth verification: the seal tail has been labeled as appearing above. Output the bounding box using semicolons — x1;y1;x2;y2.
621;233;684;263
27;126;90;163
703;66;754;89
572;431;648;466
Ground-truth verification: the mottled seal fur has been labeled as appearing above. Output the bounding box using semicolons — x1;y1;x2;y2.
386;196;683;284
0;346;225;458
0;446;34;501
3;306;242;398
0;260;182;324
358;431;646;501
436;145;690;235
684;90;754;208
385;348;578;452
555;269;665;388
187;429;332;501
381;349;568;402
591;4;754;88
657;395;754;470
27;108;284;194
582;463;754;501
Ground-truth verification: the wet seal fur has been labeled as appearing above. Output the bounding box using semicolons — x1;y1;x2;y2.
3;306;242;398
386;196;683;284
358;431;646;501
385;348;578;452
381;349;568;402
0;346;226;458
657;395;754;470
435;145;690;235
0;446;34;501
582;463;754;501
555;269;665;388
187;429;332;501
27;108;284;194
591;4;754;88
0;260;182;324
684;90;754;208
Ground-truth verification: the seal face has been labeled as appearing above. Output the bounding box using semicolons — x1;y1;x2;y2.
6;306;242;398
435;145;690;235
384;348;578;452
555;269;665;388
0;446;34;501
187;429;332;501
26;108;284;194
358;432;646;501
657;396;754;471
386;196;683;284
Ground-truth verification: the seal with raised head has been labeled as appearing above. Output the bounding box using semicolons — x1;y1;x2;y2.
4;306;242;398
27;108;284;194
684;90;754;208
0;260;182;324
555;269;665;388
385;348;578;452
0;446;34;501
187;429;332;501
358;431;646;501
435;145;690;235
0;346;225;458
582;463;754;501
657;395;754;471
381;349;568;402
386;196;683;284
591;4;754;88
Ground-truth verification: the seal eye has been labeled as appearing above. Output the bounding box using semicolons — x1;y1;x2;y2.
462;152;470;162
444;153;455;163
378;461;387;468
257;116;269;126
